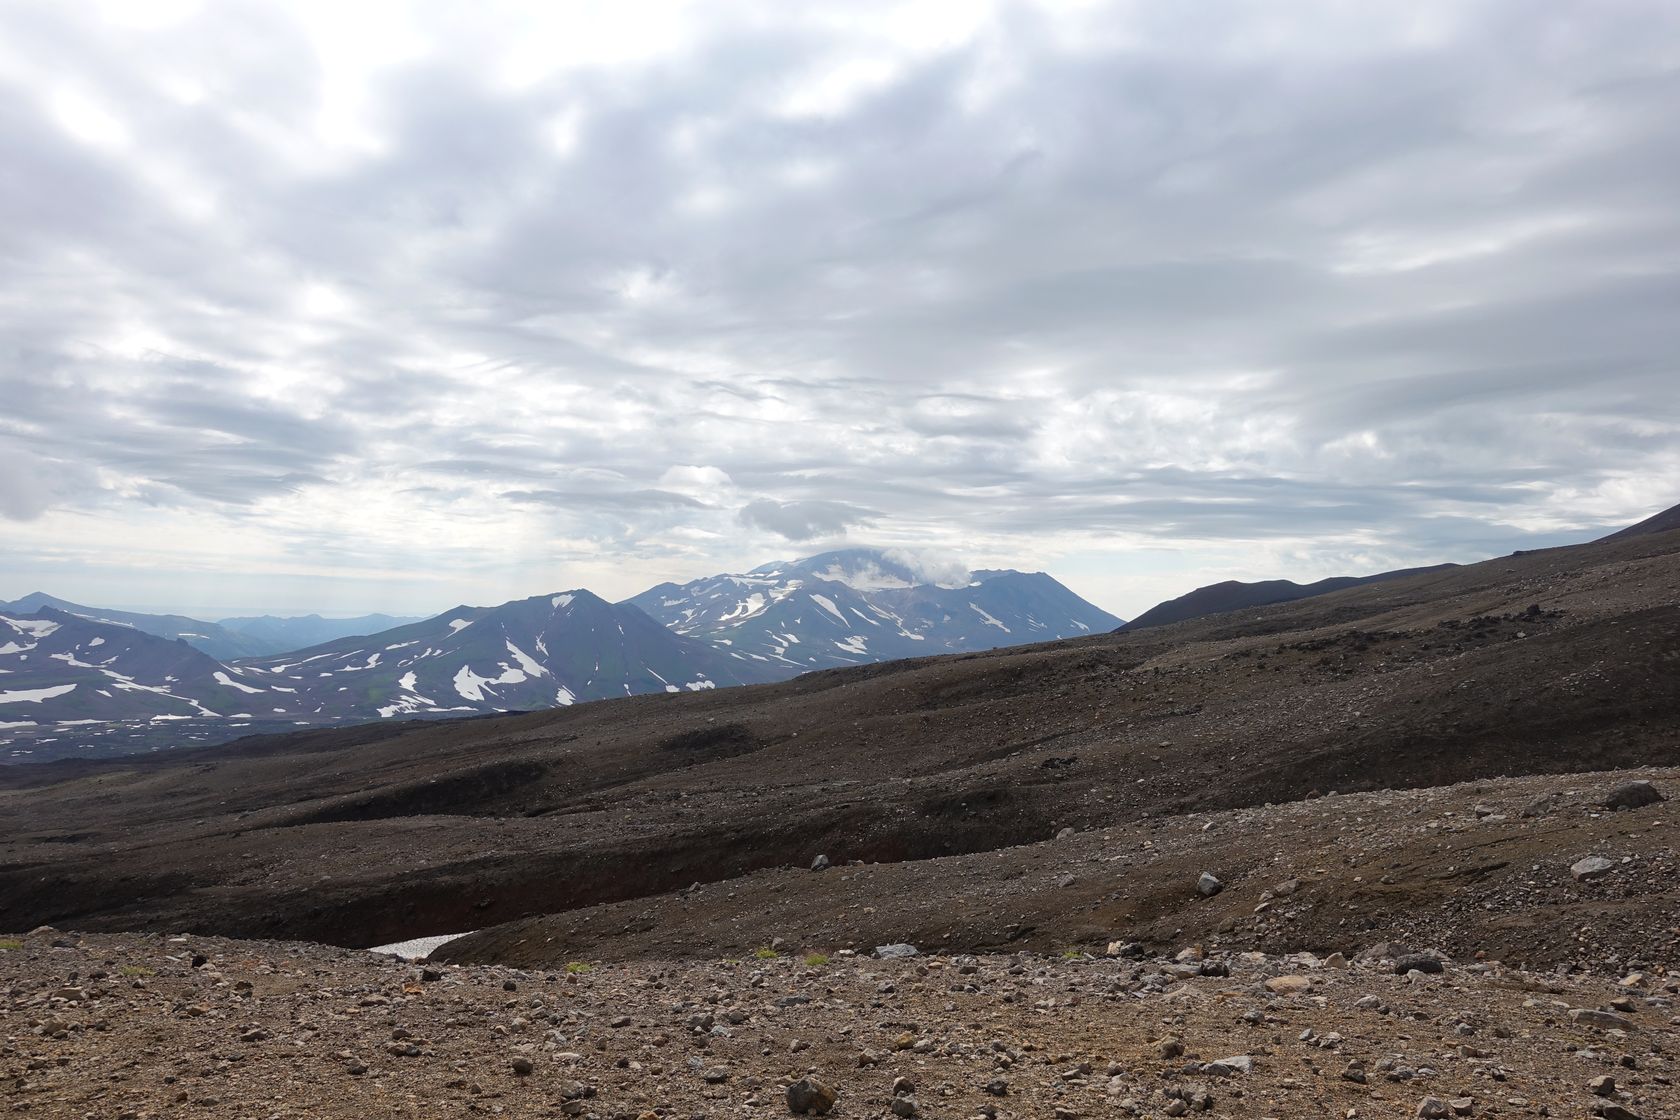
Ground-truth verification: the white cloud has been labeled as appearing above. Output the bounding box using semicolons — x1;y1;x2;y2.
0;0;1676;620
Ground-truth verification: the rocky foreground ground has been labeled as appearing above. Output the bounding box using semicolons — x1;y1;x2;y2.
3;927;1675;1120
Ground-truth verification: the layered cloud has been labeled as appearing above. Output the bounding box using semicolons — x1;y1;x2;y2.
0;0;1676;618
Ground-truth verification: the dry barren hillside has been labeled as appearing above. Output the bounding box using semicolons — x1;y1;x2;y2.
0;520;1676;970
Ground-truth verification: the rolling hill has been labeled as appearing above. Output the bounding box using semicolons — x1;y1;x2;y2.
1119;564;1458;631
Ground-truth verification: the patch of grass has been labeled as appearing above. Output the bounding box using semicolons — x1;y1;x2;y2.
803;953;830;967
119;964;154;977
1060;948;1085;960
752;946;780;960
0;939;22;951
564;961;592;974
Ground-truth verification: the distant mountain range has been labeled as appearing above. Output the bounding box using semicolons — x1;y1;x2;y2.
235;590;780;720
217;612;425;651
1118;564;1458;631
627;548;1121;672
0;594;423;659
0;592;273;660
1;548;1119;760
0;607;284;729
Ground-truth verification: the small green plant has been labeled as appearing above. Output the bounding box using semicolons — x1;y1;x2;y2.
564;961;592;974
803;953;830;967
0;939;22;951
753;946;780;960
119;964;154;977
1060;948;1084;960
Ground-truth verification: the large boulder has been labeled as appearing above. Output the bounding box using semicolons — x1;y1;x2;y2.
1604;781;1664;812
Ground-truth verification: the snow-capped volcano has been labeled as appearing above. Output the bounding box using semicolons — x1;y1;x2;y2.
235;590;783;720
624;548;1121;672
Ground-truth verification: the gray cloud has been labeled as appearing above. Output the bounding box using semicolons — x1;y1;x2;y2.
739;499;877;542
0;1;1676;618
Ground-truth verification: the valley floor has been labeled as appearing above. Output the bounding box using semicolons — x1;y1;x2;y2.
2;928;1674;1120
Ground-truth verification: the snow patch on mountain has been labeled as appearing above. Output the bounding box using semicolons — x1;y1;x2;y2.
0;684;78;703
808;594;847;624
452;663;527;702
503;640;548;678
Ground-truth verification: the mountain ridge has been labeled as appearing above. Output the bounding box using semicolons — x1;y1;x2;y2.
1119;564;1459;631
625;547;1121;672
0;592;273;660
217;612;425;650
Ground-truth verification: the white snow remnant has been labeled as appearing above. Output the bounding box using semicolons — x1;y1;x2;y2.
368;932;475;960
968;603;1011;632
1;617;60;638
808;593;847;625
453;662;526;702
213;671;266;694
0;683;78;704
503;640;548;678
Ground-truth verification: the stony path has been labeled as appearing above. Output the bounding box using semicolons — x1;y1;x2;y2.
2;930;1675;1119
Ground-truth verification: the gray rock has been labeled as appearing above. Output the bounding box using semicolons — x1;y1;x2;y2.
1197;872;1223;897
1592;1104;1642;1120
1604;780;1664;812
1202;1055;1252;1076
810;854;830;871
1521;794;1556;818
1572;856;1616;881
510;1057;534;1077
1590;1075;1617;1096
874;943;919;959
1570;1008;1635;1031
1416;1097;1451;1119
889;1097;917;1118
702;1066;730;1083
786;1077;838;1115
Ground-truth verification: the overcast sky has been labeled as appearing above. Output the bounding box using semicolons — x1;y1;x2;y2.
2;0;1676;621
